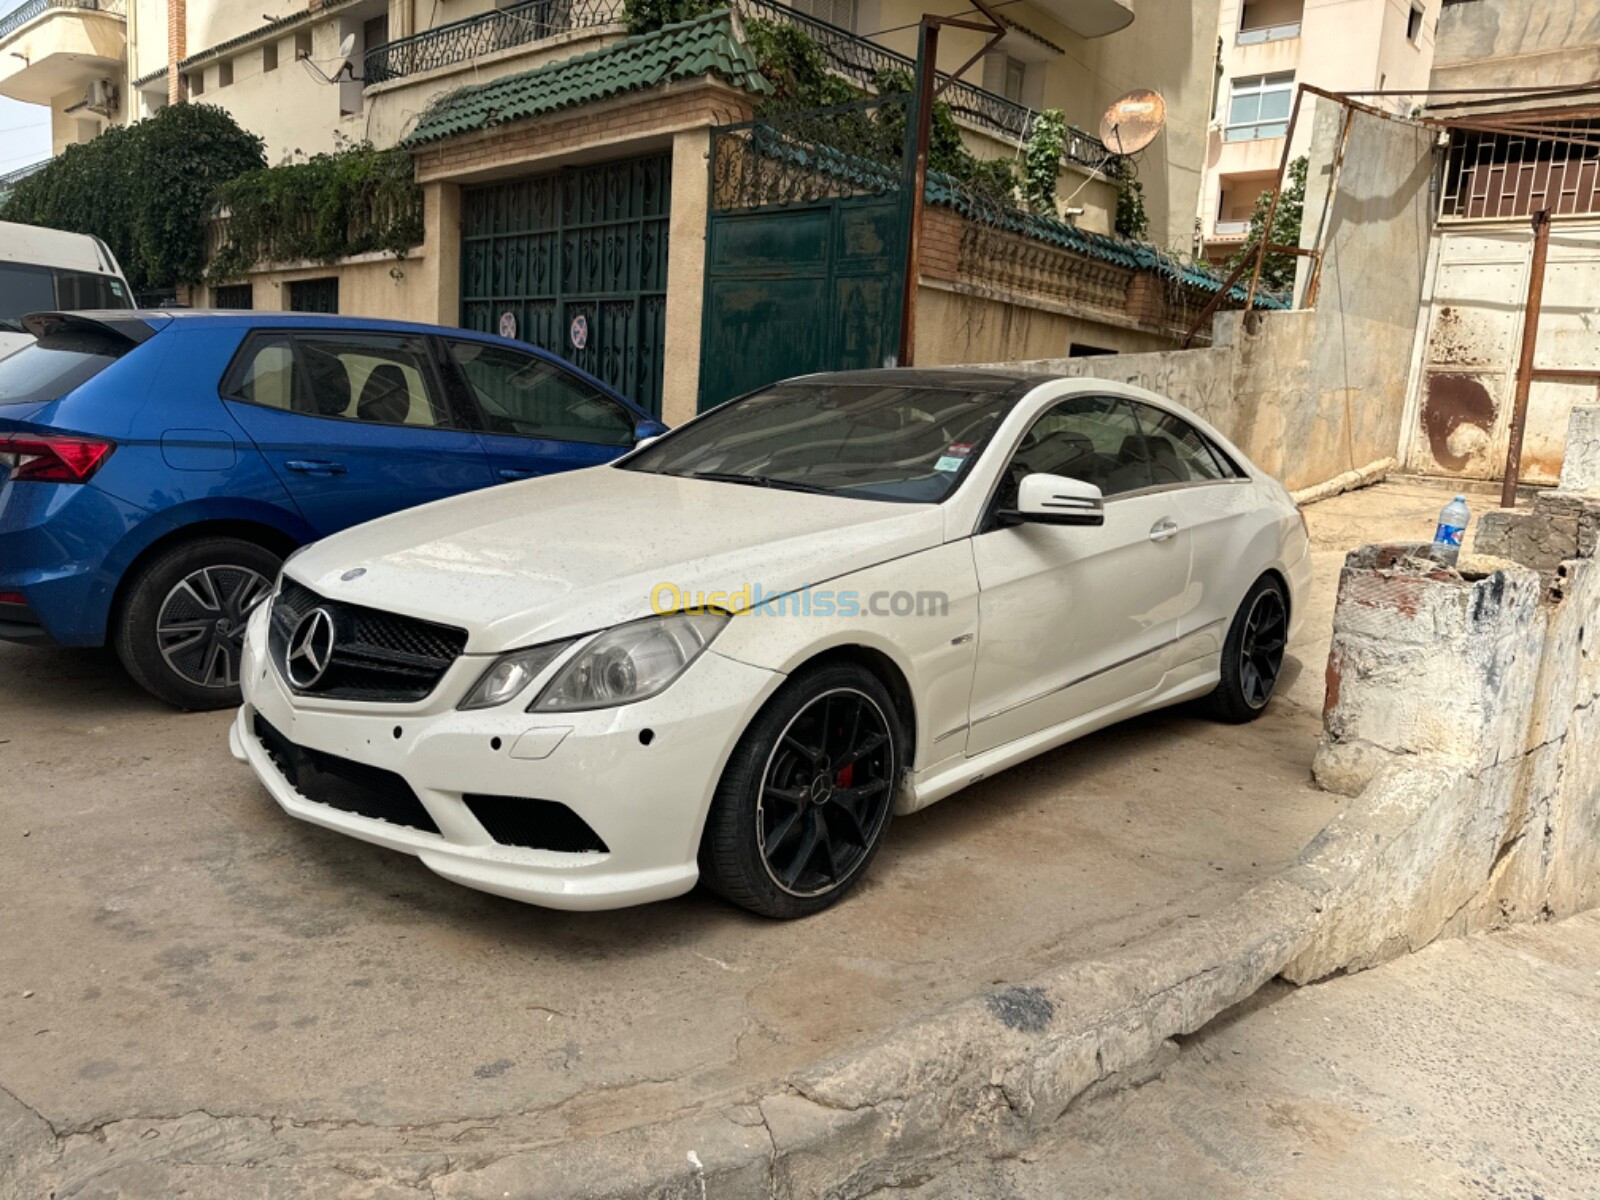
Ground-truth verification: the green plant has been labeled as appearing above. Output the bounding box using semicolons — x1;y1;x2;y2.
746;19;857;109
1115;176;1148;240
871;66;1016;200
0;104;265;293
622;0;715;34
206;144;424;283
1227;155;1307;294
1022;109;1065;216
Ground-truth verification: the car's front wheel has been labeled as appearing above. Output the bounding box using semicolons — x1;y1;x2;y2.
114;537;281;711
1203;574;1289;723
699;663;903;919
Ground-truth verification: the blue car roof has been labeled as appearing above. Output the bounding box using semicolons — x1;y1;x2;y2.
33;309;650;416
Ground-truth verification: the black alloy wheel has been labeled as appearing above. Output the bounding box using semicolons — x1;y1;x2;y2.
1203;574;1289;724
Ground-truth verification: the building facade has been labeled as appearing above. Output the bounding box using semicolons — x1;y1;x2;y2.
1198;0;1439;263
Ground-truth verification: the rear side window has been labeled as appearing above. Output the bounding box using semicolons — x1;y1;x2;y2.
55;271;132;310
222;332;452;429
0;329;132;406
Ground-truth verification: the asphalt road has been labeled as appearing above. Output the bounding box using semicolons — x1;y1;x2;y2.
0;478;1454;1193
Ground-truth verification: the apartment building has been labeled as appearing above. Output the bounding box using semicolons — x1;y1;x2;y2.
1198;0;1439;262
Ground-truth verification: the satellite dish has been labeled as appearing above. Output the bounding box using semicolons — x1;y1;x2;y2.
336;32;356;70
1099;89;1166;156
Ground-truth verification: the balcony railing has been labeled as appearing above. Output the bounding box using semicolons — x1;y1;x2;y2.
0;0;125;43
1237;21;1300;44
364;0;625;85
734;0;1124;177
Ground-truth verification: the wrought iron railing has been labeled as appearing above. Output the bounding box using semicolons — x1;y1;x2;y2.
363;0;625;85
0;0;125;43
0;158;49;189
734;0;1124;178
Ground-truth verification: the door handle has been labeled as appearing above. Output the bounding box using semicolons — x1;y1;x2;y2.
285;459;347;477
497;468;542;481
1149;519;1179;543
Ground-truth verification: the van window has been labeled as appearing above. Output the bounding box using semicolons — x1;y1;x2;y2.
0;263;56;327
0;329;134;406
0;263;132;327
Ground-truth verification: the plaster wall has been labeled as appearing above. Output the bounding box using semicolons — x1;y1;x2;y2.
1431;0;1600;94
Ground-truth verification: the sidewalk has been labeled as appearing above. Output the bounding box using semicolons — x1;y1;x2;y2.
882;909;1600;1198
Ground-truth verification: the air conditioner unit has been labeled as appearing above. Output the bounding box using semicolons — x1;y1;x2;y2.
85;78;119;117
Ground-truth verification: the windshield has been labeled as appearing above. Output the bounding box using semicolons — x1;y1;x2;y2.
0;329;134;406
622;382;1017;503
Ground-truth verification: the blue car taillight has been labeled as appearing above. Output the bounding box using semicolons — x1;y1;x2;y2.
0;433;115;483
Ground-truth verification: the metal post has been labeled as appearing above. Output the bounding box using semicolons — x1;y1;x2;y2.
897;19;938;368
1302;104;1355;309
1502;209;1553;508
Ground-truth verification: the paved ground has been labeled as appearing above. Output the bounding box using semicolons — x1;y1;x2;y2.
0;477;1456;1194
884;909;1600;1199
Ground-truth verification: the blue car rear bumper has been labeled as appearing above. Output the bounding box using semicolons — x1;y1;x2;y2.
0;479;153;647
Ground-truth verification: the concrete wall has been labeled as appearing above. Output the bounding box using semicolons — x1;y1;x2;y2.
1432;0;1600;93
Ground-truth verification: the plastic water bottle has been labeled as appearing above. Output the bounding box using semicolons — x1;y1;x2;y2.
1432;495;1471;567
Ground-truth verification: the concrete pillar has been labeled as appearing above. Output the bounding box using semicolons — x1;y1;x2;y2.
661;127;710;426
420;181;461;327
1314;544;1545;797
1558;404;1600;494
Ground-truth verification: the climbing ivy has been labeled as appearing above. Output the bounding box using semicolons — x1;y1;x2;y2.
622;0;715;34
0;104;265;293
206;144;424;284
1022;109;1066;216
1115;176;1148;240
1226;155;1308;294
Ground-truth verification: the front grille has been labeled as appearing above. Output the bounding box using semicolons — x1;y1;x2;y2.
463;795;609;854
253;713;441;834
268;578;467;703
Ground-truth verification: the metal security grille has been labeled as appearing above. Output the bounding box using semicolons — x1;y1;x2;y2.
1441;121;1600;220
462;153;670;417
214;283;253;309
288;277;339;313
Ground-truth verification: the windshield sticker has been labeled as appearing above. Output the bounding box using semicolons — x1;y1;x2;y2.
934;455;965;472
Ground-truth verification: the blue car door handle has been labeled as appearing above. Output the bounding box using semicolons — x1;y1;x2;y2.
498;468;542;481
285;459;347;477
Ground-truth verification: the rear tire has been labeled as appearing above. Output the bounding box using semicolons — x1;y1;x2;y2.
1202;574;1289;724
114;537;281;711
699;663;903;919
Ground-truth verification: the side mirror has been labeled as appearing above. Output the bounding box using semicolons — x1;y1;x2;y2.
998;473;1105;528
633;421;668;449
633;434;661;450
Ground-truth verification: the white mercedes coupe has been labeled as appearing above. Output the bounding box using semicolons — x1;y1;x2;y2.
232;370;1310;918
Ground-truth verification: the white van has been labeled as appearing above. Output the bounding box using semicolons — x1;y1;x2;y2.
0;220;135;359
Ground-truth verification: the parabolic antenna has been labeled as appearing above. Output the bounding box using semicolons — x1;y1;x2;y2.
336;32;357;71
1099;89;1167;156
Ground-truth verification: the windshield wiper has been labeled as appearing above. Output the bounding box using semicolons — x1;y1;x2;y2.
680;470;832;495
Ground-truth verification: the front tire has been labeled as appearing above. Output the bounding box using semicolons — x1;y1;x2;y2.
699;663;902;919
1203;574;1289;724
114;537;281;711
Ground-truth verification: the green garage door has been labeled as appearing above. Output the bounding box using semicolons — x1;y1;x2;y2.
461;153;670;417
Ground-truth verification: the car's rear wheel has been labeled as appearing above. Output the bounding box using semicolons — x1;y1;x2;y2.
699;663;902;919
1203;574;1288;723
114;537;281;711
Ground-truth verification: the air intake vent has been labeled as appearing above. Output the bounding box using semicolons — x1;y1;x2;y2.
464;795;609;854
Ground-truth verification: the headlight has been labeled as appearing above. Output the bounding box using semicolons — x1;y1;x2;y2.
531;612;728;712
459;640;575;710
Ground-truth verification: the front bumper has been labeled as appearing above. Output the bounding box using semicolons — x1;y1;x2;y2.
232;613;783;911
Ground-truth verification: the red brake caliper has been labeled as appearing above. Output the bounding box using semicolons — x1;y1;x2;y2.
836;762;854;789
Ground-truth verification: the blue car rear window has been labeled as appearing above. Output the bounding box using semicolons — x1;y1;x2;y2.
0;330;132;406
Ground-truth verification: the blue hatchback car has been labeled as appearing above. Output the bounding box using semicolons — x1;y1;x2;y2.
0;310;667;709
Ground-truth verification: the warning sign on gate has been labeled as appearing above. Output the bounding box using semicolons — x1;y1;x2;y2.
498;311;517;340
570;313;589;351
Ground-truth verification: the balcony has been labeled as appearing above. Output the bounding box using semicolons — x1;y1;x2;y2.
0;0;126;106
735;0;1123;176
1237;21;1299;44
364;0;626;86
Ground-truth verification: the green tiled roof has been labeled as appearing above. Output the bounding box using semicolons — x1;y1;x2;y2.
402;9;770;147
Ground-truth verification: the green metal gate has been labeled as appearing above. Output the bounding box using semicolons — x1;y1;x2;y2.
698;104;905;412
461;152;670;417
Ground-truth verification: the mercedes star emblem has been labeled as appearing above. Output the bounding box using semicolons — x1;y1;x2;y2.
286;608;337;689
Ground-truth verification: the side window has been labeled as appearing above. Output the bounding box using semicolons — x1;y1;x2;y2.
995;395;1151;512
446;340;635;447
222;334;303;411
0;263;56;323
298;334;451;428
55;271;128;310
1131;403;1233;485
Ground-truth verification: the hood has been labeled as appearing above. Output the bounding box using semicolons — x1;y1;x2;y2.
285;465;946;652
